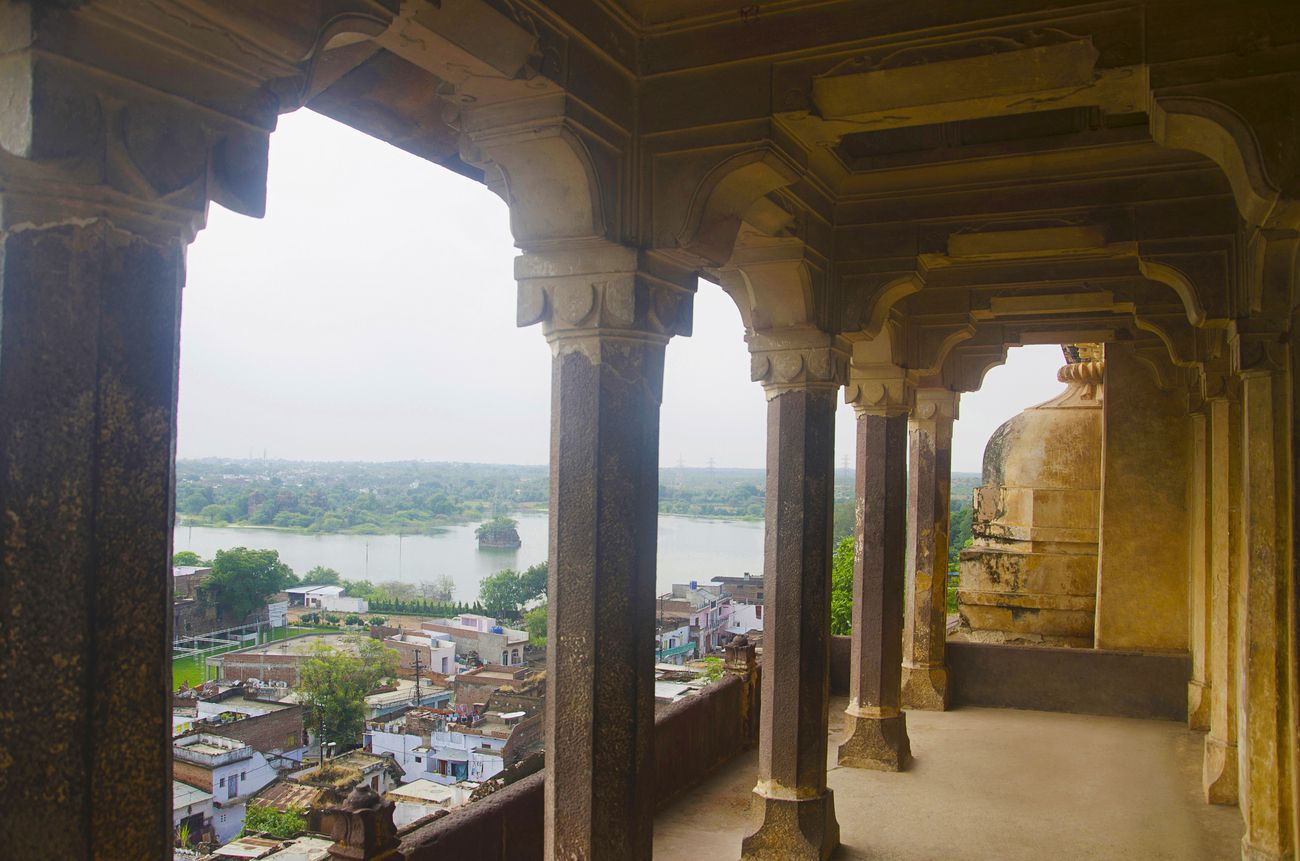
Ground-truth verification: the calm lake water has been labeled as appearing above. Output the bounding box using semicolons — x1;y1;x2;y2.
174;511;763;600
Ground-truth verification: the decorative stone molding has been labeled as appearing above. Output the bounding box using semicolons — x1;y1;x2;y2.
1057;360;1105;399
1228;321;1288;377
746;327;849;397
515;240;695;354
844;368;911;416
910;388;960;426
325;786;401;861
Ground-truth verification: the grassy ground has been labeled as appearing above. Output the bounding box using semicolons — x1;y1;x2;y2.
171;625;336;690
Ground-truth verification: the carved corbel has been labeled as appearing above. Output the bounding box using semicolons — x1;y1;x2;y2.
910;387;960;441
1228;319;1289;378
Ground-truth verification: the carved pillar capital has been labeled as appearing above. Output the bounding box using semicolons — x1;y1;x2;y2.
844;366;912;417
516;240;695;358
909;388;960;442
1227;320;1288;377
746;327;849;398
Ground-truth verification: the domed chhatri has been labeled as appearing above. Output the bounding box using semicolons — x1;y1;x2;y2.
956;345;1104;647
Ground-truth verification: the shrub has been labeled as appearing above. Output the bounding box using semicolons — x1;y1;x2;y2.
344;614;364;626
368;616;387;627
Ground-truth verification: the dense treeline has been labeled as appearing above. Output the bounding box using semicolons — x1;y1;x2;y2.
175;459;548;534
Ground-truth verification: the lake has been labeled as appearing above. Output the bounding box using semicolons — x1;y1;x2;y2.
174;511;764;600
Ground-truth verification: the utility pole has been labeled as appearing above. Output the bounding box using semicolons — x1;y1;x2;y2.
412;648;424;708
317;703;326;771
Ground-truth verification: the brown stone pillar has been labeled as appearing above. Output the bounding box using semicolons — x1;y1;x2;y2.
741;330;845;861
1232;326;1295;861
901;388;958;711
1186;407;1212;731
516;243;692;861
837;370;911;770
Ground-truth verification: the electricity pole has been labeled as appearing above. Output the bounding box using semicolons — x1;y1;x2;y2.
412;648;424;708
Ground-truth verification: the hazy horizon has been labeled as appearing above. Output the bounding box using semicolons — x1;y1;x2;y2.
179;110;1068;474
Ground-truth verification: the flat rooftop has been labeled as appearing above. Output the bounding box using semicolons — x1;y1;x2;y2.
654;698;1243;860
216;633;359;659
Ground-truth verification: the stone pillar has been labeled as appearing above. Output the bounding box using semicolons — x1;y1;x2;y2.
516;241;692;861
901;388;959;711
1186;407;1213;731
0;10;273;855
1202;379;1240;805
741;328;846;861
1231;326;1294;861
838;367;911;770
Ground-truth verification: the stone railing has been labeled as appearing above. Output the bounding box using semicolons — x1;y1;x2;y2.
325;639;760;861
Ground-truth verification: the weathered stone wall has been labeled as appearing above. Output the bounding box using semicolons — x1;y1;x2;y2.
1095;344;1192;650
204;706;305;756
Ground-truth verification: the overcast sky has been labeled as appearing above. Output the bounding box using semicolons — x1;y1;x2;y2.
179;110;1067;474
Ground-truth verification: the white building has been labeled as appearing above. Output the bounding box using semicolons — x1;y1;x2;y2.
285;585;368;613
173;734;277;845
172;780;213;842
421;615;528;666
383;630;458;677
725;602;764;636
387;779;477;827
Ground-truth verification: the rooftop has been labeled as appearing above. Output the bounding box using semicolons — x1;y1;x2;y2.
653;700;1243;860
174;734;252;767
172;780;212;809
387;779;457;805
212;834;334;860
214;633;361;659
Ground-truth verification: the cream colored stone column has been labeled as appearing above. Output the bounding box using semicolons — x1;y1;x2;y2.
838;359;913;770
1187;406;1213;731
1231;326;1295;861
1203;375;1240;805
901;388;959;711
740;326;846;861
516;241;694;861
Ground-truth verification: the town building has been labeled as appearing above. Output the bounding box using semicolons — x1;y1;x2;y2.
174;566;212;599
209;634;373;687
710;573;765;605
284;585;368;614
365;706;542;787
9;5;1300;860
654;622;694;665
204;834;335;861
173;780;214;847
173;734;278;844
724;603;764;638
363;679;453;721
420;615;528;666
450;664;538;708
386;779;476;828
287;750;404;798
383;630;457;677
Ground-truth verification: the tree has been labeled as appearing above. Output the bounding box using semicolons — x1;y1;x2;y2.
474;515;518;540
830;535;854;636
298;637;398;749
242;803;306;839
479;568;524;619
301;566;341;586
172;550;206;567
524;604;547;646
519;562;548;605
419;574;456;603
379;580;417;601
341;579;377;599
198;548;296;621
701;656;724;683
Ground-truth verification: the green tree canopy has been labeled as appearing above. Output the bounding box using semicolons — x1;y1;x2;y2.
519;562;548;604
524;604;547;646
479;568;524;619
301;566;341;586
198;547;297;621
475;515;519;539
830;535;854;636
298;637;398;749
172;550;207;567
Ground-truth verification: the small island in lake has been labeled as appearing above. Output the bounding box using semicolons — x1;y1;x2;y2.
476;515;521;549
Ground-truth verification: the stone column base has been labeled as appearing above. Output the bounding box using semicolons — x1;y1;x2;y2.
740;788;839;861
1241;836;1293;861
1203;735;1238;805
838;711;911;771
1187;681;1211;731
900;664;948;711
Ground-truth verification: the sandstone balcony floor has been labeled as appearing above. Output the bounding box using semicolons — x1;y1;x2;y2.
654;698;1243;860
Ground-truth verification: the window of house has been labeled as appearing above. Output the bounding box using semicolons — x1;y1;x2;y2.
218;777;225;787
415;756;422;763
240;771;246;780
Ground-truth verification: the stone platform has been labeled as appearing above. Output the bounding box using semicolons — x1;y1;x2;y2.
653;698;1242;860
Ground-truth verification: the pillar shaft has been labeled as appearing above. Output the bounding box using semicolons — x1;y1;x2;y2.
517;243;693;861
901;389;957;711
1237;367;1294;860
1187;410;1212;731
0;218;186;858
741;331;846;861
838;409;911;770
1204;394;1239;804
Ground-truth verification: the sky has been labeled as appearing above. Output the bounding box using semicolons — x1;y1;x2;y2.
179;110;1067;474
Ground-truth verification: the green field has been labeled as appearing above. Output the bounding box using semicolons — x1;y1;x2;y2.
171;625;336;690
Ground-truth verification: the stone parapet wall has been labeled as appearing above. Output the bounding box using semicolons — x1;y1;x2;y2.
398;674;755;860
